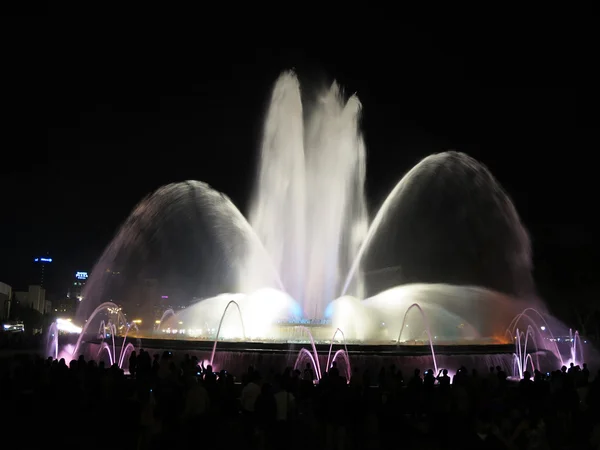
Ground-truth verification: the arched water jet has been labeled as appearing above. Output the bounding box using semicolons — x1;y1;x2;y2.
343;152;533;298
326;328;351;374
294;348;320;382
331;349;352;381
523;325;541;370
396;303;438;374
77;181;284;325
98;342;114;366
294;325;322;379
157;309;175;331
119;343;136;370
72;301;122;359
210;300;246;366
341;165;421;296
508;308;563;366
118;322;139;368
98;320;106;339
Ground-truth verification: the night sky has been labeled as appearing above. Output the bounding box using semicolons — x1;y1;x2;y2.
1;22;596;322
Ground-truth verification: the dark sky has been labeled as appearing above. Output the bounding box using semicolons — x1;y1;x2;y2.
0;20;597;318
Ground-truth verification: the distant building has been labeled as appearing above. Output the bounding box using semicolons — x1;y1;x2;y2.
32;255;53;287
56;271;88;315
68;271;88;301
14;285;50;314
0;281;11;321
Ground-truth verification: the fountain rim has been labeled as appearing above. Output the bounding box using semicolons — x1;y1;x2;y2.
83;336;524;356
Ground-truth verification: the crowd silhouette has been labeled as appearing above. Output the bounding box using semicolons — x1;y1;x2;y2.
1;348;599;450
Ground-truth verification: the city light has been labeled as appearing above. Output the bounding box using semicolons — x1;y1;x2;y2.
34;257;53;263
132;319;142;324
541;326;546;331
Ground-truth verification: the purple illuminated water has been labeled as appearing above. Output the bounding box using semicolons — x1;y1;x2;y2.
69;301;140;369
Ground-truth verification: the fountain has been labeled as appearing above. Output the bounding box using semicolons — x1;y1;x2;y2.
64;70;579;377
64;302;141;370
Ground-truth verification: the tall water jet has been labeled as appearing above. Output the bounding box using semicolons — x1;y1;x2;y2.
326;328;350;372
247;71;368;318
570;329;583;367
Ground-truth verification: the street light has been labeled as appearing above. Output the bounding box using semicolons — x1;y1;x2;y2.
540;326;546;331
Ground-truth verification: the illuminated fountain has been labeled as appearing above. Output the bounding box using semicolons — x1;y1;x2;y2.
68;302;140;369
67;71;576;376
506;308;589;377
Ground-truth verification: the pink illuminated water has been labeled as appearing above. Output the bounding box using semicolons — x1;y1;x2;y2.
331;349;352;381
69;301;140;369
326;328;350;374
294;326;322;379
294;348;320;381
570;329;583;367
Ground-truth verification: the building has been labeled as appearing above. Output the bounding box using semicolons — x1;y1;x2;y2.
33;255;53;287
14;285;51;314
56;271;88;315
0;281;11;321
68;271;88;301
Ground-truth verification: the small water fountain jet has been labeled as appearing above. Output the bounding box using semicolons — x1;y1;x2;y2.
294;348;321;382
156;309;175;331
330;349;352;381
210;300;246;366
46;321;59;360
98;341;114;366
70;301;140;369
326;328;351;374
118;322;139;368
118;343;136;368
396;303;438;374
512;327;538;378
294;325;322;379
507;307;564;367
570;329;584;367
73;302;123;357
